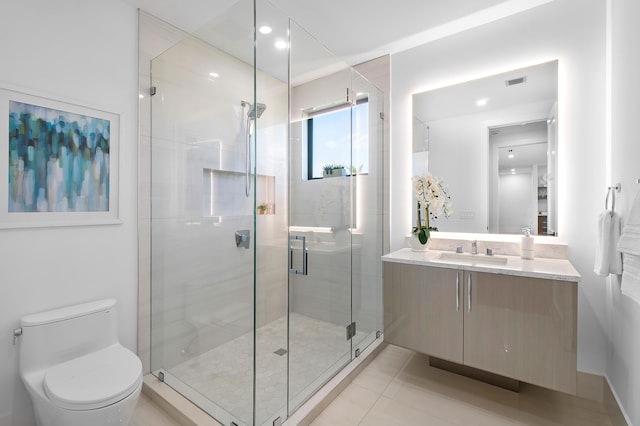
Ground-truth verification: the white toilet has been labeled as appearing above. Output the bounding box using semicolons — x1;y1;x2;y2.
18;298;143;426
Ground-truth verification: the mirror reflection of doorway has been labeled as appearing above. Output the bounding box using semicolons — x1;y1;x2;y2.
489;121;550;235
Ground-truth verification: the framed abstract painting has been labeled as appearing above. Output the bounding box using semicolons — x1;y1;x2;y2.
0;87;120;228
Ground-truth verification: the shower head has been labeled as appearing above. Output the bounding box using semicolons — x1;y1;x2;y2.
247;102;267;120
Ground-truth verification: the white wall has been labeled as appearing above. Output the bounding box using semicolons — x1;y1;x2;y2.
391;0;608;378
0;1;138;425
608;0;640;423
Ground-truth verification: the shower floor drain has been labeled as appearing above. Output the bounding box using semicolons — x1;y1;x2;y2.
273;348;287;356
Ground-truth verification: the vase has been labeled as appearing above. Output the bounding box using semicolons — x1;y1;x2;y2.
409;234;431;252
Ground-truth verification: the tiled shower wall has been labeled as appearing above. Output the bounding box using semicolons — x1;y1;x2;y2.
138;11;390;375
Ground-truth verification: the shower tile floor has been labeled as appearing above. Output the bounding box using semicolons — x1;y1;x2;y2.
169;313;353;425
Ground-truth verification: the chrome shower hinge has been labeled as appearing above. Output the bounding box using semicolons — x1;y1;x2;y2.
12;327;22;345
346;322;356;340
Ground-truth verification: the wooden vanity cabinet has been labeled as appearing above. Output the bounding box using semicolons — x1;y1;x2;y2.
383;262;578;394
383;263;463;363
464;272;577;394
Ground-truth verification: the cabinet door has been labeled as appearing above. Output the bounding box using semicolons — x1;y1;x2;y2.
463;272;577;394
384;263;463;363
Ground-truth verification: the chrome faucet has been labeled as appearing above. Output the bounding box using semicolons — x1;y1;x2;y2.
471;240;478;255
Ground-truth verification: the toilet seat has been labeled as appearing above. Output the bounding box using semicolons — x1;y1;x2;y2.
43;344;142;411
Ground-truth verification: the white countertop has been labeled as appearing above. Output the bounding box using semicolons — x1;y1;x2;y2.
382;248;581;282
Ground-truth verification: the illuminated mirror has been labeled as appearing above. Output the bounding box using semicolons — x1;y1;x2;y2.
412;60;558;236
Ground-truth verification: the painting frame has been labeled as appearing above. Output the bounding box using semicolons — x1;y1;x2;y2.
0;87;120;228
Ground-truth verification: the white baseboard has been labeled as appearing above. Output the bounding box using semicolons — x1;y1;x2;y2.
604;375;632;426
576;371;629;425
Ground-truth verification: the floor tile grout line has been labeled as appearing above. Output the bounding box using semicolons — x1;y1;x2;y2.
356;390;383;425
356;349;416;425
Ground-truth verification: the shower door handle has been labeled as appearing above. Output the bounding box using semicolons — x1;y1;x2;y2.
289;235;308;275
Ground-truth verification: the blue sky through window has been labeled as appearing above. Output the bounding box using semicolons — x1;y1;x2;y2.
309;102;369;178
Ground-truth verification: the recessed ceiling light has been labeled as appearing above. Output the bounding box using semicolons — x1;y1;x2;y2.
209;72;219;78
476;98;488;107
508;154;514;159
259;25;272;34
139;94;144;99
511;169;516;174
275;39;287;49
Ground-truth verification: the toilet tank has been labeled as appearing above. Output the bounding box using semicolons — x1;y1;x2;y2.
19;299;120;373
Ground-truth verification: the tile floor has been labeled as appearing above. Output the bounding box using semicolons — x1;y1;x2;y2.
133;344;624;425
311;345;622;426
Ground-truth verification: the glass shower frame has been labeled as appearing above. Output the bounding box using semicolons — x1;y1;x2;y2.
146;2;384;425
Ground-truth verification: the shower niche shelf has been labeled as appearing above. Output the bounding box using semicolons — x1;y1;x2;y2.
202;168;276;217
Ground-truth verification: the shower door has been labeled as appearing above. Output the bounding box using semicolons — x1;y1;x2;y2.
150;40;257;425
350;68;385;358
286;19;385;414
148;1;279;424
147;2;382;424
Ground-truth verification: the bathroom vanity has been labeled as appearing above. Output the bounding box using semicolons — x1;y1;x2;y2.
382;247;580;394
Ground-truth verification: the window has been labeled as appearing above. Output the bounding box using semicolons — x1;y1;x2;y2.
306;100;369;179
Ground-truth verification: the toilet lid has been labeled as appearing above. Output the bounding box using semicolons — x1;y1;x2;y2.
44;344;142;411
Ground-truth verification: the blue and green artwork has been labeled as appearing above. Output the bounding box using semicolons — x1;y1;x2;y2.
8;101;110;213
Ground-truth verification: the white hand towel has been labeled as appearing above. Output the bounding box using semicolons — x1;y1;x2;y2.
594;211;622;276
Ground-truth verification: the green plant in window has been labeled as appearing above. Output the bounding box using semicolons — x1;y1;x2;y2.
322;164;344;174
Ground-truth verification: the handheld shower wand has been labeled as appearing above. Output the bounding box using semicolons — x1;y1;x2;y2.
241;101;266;197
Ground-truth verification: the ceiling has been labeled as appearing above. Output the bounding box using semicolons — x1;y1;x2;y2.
120;0;553;70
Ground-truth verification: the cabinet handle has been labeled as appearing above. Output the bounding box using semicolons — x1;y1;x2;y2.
467;272;472;313
456;271;460;311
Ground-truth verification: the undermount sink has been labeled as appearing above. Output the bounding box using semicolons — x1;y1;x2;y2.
437;252;508;265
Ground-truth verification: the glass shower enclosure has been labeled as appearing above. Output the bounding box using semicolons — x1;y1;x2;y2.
148;1;383;424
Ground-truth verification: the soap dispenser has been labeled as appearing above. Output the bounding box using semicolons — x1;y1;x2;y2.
521;227;534;259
